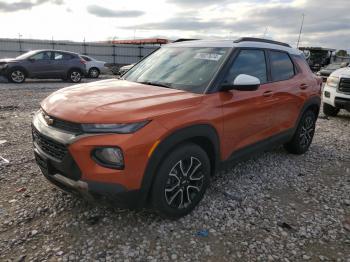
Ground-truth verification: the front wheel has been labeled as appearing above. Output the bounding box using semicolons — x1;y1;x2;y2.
8;69;26;83
151;143;211;219
68;70;82;83
323;103;339;117
284;110;316;155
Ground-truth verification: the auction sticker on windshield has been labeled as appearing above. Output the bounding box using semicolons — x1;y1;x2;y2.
194;53;223;61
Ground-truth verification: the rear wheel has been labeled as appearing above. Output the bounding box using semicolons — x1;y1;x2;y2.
151;143;210;219
323;103;339;117
68;69;82;83
88;68;100;78
8;69;26;83
284;110;316;154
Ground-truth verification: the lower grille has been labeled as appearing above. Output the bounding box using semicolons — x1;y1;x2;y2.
339;78;350;94
32;127;67;161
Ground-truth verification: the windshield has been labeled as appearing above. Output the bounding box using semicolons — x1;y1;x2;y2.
325;64;341;70
123;47;231;93
16;50;38;59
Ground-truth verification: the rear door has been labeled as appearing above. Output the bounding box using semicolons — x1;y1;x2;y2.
266;50;304;133
51;52;73;77
220;49;279;153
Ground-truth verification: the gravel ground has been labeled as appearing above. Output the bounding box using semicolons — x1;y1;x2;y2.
0;78;349;262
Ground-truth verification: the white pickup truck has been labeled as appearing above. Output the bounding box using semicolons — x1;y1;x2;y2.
322;66;350;116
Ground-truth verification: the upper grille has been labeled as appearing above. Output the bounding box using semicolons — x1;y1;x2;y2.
50;116;82;133
32;127;67;161
339;78;350;94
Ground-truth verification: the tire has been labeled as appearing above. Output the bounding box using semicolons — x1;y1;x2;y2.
151;143;211;219
68;69;82;83
88;68;100;78
323;103;339;117
8;68;26;83
284;110;316;155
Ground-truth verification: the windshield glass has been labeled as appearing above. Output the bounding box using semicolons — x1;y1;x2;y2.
16;50;38;59
325;64;341;70
123;47;231;93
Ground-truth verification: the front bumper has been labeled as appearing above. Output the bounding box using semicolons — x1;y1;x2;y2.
322;83;350;108
31;111;150;208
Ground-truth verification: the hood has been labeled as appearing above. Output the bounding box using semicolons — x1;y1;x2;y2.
41;79;203;123
319;69;333;74
330;67;350;78
0;58;17;63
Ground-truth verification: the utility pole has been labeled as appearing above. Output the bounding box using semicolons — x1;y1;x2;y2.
51;36;55;50
18;33;23;54
83;37;87;55
297;13;305;48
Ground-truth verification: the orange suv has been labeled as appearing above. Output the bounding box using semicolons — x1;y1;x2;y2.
32;38;321;218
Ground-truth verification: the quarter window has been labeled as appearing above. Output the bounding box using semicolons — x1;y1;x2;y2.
224;49;267;84
269;51;295;81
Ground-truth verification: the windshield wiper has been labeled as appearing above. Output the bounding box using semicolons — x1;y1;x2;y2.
138;81;172;88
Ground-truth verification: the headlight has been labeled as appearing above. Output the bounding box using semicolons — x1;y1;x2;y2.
326;76;340;88
92;147;124;169
81;121;150;133
0;64;8;70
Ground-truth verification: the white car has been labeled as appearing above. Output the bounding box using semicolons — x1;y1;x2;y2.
81;55;109;78
323;66;350;116
119;63;135;75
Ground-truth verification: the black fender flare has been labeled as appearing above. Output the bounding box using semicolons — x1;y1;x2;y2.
294;95;321;132
138;124;221;206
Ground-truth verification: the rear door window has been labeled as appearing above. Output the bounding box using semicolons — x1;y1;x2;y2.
269;51;295;81
54;52;73;60
224;49;267;84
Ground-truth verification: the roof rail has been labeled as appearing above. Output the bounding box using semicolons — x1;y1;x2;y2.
173;38;200;43
234;37;291;48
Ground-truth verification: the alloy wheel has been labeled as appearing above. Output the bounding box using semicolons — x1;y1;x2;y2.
11;70;25;83
165;156;204;209
70;71;81;82
299;115;315;148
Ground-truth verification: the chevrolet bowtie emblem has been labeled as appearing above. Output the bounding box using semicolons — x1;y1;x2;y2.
44;114;54;125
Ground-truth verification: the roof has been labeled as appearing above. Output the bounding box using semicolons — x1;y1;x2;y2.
25;49;80;55
110;38;169;45
167;38;302;55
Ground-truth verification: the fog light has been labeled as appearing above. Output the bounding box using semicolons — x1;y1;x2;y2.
92;147;124;169
324;91;330;98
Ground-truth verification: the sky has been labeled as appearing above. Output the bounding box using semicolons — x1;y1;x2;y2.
0;0;349;50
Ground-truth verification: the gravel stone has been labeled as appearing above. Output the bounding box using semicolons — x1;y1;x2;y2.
0;79;349;261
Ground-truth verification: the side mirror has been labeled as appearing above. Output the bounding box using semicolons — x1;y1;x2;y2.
221;74;261;91
28;58;35;63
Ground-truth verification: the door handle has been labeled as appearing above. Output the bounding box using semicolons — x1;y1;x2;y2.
300;83;309;90
262;91;273;97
